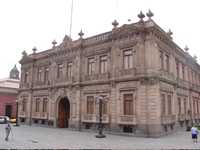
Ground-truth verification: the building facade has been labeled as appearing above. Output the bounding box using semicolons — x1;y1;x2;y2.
0;65;19;118
18;11;200;137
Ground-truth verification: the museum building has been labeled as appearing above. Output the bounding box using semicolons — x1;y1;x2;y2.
18;11;200;137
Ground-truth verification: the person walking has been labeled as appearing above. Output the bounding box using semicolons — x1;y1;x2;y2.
5;118;12;141
191;125;199;143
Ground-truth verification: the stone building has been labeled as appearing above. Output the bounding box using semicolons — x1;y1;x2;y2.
0;65;19;118
18;11;200;137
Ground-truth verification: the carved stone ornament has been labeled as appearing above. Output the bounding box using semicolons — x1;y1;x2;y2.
78;30;84;39
112;19;119;28
146;9;154;20
137;11;145;22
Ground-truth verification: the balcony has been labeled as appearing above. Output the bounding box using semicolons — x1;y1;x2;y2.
19;111;27;117
118;115;137;125
160;71;175;81
83;73;110;81
178;114;186;121
32;112;40;119
194;113;200;119
21;83;30;88
116;68;136;78
82;114;109;123
161;115;176;124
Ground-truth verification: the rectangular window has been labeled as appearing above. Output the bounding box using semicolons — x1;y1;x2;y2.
87;96;94;114
35;98;40;112
123;49;133;69
88;58;95;75
176;59;179;78
167;95;172;115
67;62;72;78
24;72;28;83
43;98;48;113
160;51;164;70
44;67;49;82
161;94;165;116
165;55;170;72
100;55;108;74
38;68;42;81
123;94;133;115
178;97;181;115
182;64;185;80
57;64;63;78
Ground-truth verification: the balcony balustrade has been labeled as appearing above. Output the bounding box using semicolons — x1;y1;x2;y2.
161;115;176;124
118;115;137;125
82;114;109;123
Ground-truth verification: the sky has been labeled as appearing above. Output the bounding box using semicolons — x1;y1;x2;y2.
0;0;200;79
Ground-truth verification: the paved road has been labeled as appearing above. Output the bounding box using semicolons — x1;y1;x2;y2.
0;124;199;149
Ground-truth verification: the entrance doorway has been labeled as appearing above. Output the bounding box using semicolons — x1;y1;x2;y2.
58;97;70;128
5;105;12;118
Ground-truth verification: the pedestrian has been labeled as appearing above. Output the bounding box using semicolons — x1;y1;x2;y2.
191;125;199;143
5;118;11;141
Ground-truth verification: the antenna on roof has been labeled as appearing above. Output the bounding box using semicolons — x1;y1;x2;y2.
69;0;74;38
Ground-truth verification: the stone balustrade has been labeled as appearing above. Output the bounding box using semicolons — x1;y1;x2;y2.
161;115;176;124
118;115;137;125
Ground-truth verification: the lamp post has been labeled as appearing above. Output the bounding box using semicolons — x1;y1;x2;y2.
96;95;106;138
15;98;20;126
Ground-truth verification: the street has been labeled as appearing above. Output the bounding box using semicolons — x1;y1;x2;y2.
0;124;199;149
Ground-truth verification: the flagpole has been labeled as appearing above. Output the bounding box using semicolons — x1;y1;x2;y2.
69;0;74;38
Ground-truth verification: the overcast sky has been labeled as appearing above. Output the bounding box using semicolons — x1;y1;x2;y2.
0;0;199;79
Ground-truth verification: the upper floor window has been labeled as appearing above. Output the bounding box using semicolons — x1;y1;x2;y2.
42;98;48;113
57;64;63;78
182;64;185;80
24;71;29;83
67;62;73;78
100;55;108;74
37;68;42;81
165;55;170;72
160;51;164;70
88;58;95;75
175;59;179;78
44;67;49;82
86;96;94;114
123;49;133;69
123;93;134;115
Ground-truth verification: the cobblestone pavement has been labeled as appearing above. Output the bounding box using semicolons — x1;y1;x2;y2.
0;124;200;149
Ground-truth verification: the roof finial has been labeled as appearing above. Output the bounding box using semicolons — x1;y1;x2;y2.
184;45;189;52
78;29;84;39
52;40;57;48
112;19;119;28
22;50;27;57
193;55;197;61
167;29;173;39
137;11;145;22
32;46;37;54
146;9;154;20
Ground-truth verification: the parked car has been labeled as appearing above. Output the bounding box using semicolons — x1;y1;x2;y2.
0;116;10;124
10;118;16;123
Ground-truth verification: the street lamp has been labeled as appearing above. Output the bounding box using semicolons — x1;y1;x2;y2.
95;95;106;138
15;98;20;126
